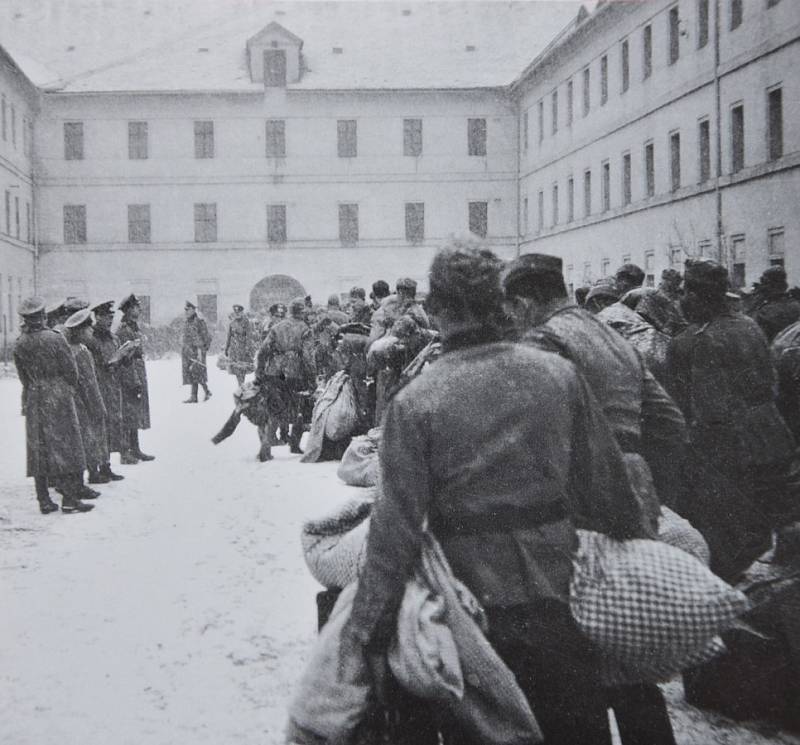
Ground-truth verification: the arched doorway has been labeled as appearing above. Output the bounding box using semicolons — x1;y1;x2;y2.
249;274;306;315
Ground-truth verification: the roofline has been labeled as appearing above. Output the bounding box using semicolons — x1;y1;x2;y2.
0;43;40;92
44;85;513;97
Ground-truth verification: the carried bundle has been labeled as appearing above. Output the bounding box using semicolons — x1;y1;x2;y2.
302;372;361;463
337;428;382;487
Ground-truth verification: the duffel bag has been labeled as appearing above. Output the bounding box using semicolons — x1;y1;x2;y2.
337;428;381;487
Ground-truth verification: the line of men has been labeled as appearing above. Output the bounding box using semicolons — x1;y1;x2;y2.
341;242;800;745
14;293;154;515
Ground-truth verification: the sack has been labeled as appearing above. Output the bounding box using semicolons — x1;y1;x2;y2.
287;583;371;744
391;533;543;745
301;499;373;589
658;506;711;566
337;428;381;487
571;530;749;682
324;375;359;441
216;353;229;371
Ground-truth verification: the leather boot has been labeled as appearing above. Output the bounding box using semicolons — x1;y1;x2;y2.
132;430;155;461
121;430;139;464
101;463;125;481
289;415;304;455
184;383;199;403
88;465;111;484
202;385;212;401
60;474;94;513
61;497;94;513
35;476;59;514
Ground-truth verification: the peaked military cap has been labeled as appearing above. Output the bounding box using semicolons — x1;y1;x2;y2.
185;299;196;310
64;297;89;313
19;297;46;317
64;308;93;329
119;293;140;312
232;304;244;312
46;300;66;316
91;299;115;314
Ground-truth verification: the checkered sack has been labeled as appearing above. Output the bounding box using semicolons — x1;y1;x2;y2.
571;530;749;683
658;506;711;566
301;497;373;589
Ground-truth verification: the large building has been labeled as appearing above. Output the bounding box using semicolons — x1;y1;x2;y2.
0;0;798;325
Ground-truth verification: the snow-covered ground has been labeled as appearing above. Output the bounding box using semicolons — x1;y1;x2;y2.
1;356;798;745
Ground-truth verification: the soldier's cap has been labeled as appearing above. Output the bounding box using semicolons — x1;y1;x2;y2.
64;308;93;329
502;253;563;293
19;297;46;317
185;300;197;310
289;296;306;314
91;299;115;314
119;293;140;312
64;297;89;313
46;300;66;316
585;278;621;304
396;277;417;291
232;303;244;312
759;265;788;287
684;258;728;297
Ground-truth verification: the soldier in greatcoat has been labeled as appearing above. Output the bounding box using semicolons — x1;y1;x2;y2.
85;300;126;482
14;298;93;514
182;300;212;402
224;303;253;386
116;293;155;463
64;308;110;492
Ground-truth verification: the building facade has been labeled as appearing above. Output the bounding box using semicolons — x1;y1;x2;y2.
0;46;37;356
516;0;799;293
2;1;799;325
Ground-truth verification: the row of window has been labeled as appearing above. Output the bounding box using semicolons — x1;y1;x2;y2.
63;117;490;160
2;190;33;243
0;273;26;333
62;200;491;245
523;0;783;149
525;87;784;232
0;94;33;158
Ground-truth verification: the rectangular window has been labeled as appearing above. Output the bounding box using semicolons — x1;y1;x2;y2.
1;95;5;140
583;169;592;216
64;122;84;160
403;118;423;157
10;105;15;147
194;203;217;243
522;111;529;151
769;228;785;265
27;120;33;157
264;49;287;87
128;121;148;160
523;196;529;234
730;0;743;30
567;80;574;126
14;196;19;238
468;118;486;156
601;161;611;211
698;0;710;48
265;119;286;157
768;87;783;161
621;40;630;93
699;118;711;182
537;190;544;232
339;203;359;245
670;131;681;191
645;141;655;196
645;250;656;286
538;100;544;144
469;201;488;238
267;204;287;244
63;205;87;244
731;103;744;173
197;294;218;324
567;176;575;223
551;185;559;226
671;247;683;267
127;204;151;243
405;202;425;243
602;258;611;277
582;67;591;116
731;234;746;287
26;201;31;243
643;24;653;79
22;116;26;153
600;55;608;105
338;120;357;158
137;295;152;325
622;152;632;205
3;190;8;233
669;6;680;64
194;121;214;159
552;90;558;134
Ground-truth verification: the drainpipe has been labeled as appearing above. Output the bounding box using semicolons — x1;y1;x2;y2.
713;0;724;264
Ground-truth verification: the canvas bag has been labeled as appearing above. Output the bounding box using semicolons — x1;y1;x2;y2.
337;428;381;487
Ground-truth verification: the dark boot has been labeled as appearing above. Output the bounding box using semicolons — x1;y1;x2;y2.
60;474;94;514
289;415;304;455
202;384;212;401
184;383;199;403
35;476;59;515
88;465;111;484
61;497;94;513
78;485;101;500
101;463;125;481
121;430;139;464
132;430;155;461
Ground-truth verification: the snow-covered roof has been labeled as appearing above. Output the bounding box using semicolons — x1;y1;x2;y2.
0;1;585;93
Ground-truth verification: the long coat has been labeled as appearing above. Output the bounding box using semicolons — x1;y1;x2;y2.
224;315;253;376
86;328;124;452
182;315;211;385
255;317;315;383
117;318;151;430
14;325;86;477
69;341;109;466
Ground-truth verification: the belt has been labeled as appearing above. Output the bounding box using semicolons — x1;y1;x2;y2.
431;500;569;539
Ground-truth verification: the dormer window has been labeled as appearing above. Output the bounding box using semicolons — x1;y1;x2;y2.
247;22;303;85
264;49;287;86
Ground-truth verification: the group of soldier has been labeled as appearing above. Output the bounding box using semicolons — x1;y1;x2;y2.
336;242;800;745
14;293;153;515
